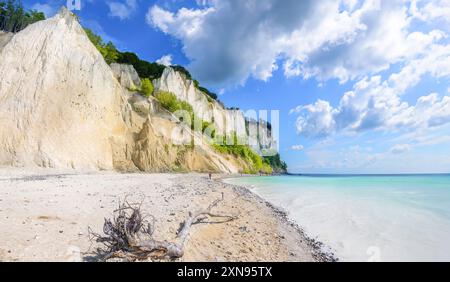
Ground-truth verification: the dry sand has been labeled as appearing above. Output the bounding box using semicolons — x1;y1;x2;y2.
0;169;330;262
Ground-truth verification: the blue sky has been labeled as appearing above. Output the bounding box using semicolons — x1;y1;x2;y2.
25;0;450;174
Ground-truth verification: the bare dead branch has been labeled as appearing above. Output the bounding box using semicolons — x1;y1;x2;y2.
88;192;237;261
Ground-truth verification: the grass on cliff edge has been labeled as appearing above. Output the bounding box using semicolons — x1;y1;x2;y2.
154;91;272;174
154;91;215;135
213;133;273;175
141;78;154;97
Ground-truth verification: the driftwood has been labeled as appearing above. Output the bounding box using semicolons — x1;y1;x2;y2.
88;192;237;261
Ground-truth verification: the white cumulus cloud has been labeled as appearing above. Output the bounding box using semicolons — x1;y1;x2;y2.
156;54;173;66
410;0;450;23
108;0;138;20
146;0;447;87
291;36;450;137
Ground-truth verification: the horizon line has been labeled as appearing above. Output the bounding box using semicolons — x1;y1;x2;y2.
286;173;450;176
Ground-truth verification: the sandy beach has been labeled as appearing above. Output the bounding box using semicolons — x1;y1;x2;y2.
0;169;332;262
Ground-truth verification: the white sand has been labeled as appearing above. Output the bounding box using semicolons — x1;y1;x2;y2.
0;169;319;262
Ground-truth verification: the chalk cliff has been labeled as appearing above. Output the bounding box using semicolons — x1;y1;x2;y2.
154;68;247;137
0;8;241;173
110;63;141;90
153;67;278;155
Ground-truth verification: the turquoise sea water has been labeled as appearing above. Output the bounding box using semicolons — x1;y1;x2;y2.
224;175;450;262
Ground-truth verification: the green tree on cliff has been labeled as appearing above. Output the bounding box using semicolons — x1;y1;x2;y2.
0;0;45;33
84;28;119;65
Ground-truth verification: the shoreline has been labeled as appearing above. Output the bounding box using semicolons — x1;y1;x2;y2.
0;169;334;262
217;175;337;262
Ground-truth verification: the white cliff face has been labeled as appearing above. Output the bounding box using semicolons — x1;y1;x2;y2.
154;67;247;137
0;8;240;173
154;67;213;120
247;120;278;156
110;63;142;90
0;8;126;169
153;67;278;155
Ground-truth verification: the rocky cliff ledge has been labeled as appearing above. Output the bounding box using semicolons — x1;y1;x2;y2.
0;8;242;173
110;63;141;91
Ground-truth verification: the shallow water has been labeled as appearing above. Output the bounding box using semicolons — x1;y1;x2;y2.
225;175;450;262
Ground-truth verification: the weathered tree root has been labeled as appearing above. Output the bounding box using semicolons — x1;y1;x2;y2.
88;192;237;261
